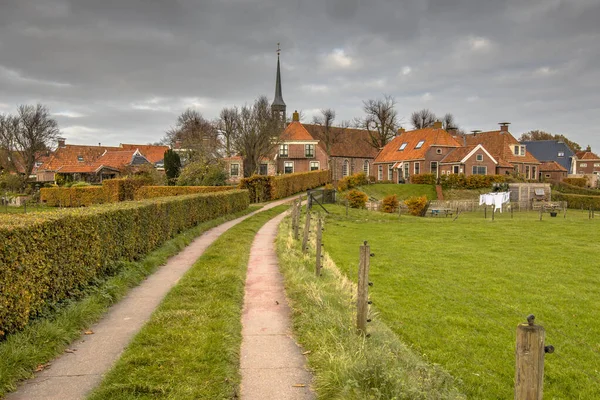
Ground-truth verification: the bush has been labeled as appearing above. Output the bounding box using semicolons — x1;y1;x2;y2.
438;174;505;189
382;194;399;213
103;178;148;202
177;162;228;187
563;177;587;187
404;195;428;216
40;186;109;207
134;185;235;200
552;181;600;196
411;174;436;185
337;172;368;192
551;192;600;209
0;190;249;337
346;189;368;208
0;172;22;193
240;170;330;203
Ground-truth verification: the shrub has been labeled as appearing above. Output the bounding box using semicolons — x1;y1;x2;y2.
551;192;600;209
0;190;249;337
0;173;23;192
337;172;368;192
411;174;436;185
102;178;148;202
382;194;399;213
240;170;330;203
404;195;428;216
40;186;109;207
347;189;368;208
563;177;587;187
177;162;228;187
134;185;235;200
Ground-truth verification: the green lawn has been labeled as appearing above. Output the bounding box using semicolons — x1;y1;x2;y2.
322;205;600;399
88;205;289;400
355;183;437;200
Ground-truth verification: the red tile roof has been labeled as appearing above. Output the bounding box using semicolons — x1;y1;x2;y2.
463;130;540;165
281;121;316;141
539;161;567;172
374;127;461;163
40;144;120;172
94;150;137;169
304;124;378;158
120;144;169;163
440;145;478;163
575;150;600;160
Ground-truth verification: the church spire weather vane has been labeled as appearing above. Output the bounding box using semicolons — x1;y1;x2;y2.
277;42;281;56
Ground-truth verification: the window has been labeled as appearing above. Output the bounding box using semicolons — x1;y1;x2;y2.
259;164;268;175
472;165;487;175
532;166;537;180
545;174;551;178
310;161;319;171
399;142;407;151
520;145;526;156
415;140;425;149
230;163;240;177
284;161;293;174
436;148;442;155
414;162;420;175
279;144;288;157
476;154;483;162
514;165;519;173
363;160;369;175
525;165;530;179
580;163;587;167
431;161;438;177
558;152;565;157
342;159;349;177
77;155;84;162
594;163;600;167
514;146;519;155
404;163;409;179
305;144;315;158
453;165;460;174
378;165;383;180
441;170;446;175
388;164;393;180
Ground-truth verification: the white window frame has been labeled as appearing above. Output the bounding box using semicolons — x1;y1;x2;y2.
305;144;315;158
472;165;487;175
388;164;393;180
399;143;407;151
476;154;483;162
525;165;531;179
520;145;526;156
378;165;383;180
342;159;349;177
431;161;438;177
230;163;240;177
284;161;294;174
558;152;565;157
514;146;519;156
594;163;600;167
363;160;369;175
580;163;587;167
415;140;425;149
414;162;420;175
310;161;319;171
279;144;288;157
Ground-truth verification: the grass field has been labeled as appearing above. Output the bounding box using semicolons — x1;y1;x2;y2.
354;184;437;200
321;205;600;399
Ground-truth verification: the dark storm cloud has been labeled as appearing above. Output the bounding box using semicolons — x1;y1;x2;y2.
0;0;599;149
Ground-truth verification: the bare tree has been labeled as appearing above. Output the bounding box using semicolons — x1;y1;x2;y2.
0;104;59;188
410;108;436;129
217;107;239;157
163;108;221;163
233;96;280;177
519;130;582;152
357;95;399;149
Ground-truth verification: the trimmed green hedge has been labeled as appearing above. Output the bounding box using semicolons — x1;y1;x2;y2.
439;174;506;189
411;174;437;185
563;177;587;187
553;181;600;196
102;178;148;202
40;186;109;207
0;190;249;337
551;192;600;209
134;185;235;200
240;170;330;203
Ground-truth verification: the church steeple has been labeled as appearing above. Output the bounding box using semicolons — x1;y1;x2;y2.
271;43;286;122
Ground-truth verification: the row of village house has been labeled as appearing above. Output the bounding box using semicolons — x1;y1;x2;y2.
3;113;599;186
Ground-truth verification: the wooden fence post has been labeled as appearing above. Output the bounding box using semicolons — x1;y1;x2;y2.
515;314;552;400
315;217;323;276
484;206;487;219
302;210;311;254
292;200;300;240
357;241;371;334
539;207;543;221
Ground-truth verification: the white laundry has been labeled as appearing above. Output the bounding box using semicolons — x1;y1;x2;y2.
480;192;510;212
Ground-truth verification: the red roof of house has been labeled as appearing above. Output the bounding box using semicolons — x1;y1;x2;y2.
304;124;378;158
539;161;567;172
94;150;137;169
463;130;540;165
120;144;169;163
281;121;316;141
374;127;461;163
40;144;120;172
575;150;600;160
440;145;478;163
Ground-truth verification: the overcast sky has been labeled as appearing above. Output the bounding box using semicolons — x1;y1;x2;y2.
1;0;599;151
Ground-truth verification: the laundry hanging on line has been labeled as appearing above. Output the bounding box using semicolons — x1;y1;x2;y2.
479;192;510;212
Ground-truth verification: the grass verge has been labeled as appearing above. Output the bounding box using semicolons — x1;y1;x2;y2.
0;205;260;397
87;205;289;400
275;211;464;399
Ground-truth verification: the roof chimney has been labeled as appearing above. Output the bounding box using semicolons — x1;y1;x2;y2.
57;137;66;148
471;130;482;135
397;127;405;136
292;110;299;122
499;122;510;132
433;120;443;129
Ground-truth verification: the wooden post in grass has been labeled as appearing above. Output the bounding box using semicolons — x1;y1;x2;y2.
293;201;300;240
357;241;371;334
515;314;551;400
511;205;514;219
539;207;543;221
302;211;311;254
315;217;323;276
484;206;487;219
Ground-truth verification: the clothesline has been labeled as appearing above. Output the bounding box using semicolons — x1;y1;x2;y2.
479;192;510;213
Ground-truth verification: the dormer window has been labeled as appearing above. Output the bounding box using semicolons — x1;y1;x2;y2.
415;140;425;149
520;145;525;156
77;155;84;162
399;143;407;151
558;152;564;157
514;145;525;156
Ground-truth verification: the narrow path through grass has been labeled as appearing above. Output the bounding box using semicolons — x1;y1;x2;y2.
0;206;258;398
87;205;289;400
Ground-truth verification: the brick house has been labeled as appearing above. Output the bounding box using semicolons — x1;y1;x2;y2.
571;149;600;175
520;140;574;177
223;155;276;184
539;161;568;182
439;144;498;176
373;121;465;182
